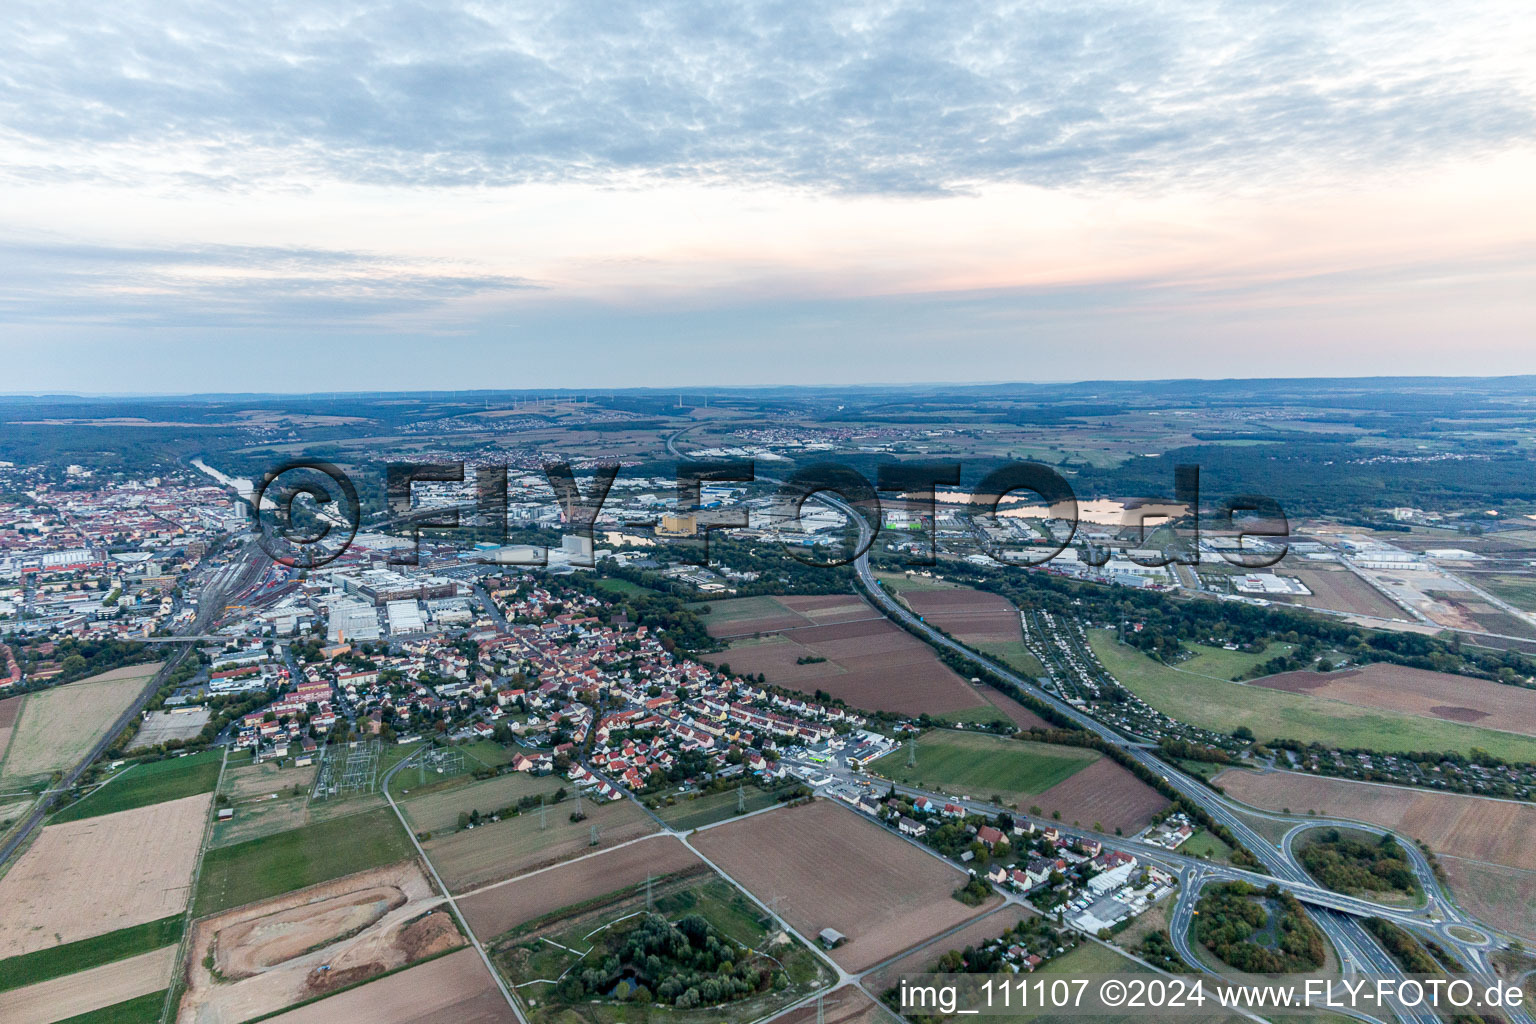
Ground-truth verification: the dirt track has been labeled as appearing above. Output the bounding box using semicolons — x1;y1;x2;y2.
179;860;461;1024
0;792;210;957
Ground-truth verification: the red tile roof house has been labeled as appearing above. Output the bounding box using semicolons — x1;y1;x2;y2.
976;826;1005;848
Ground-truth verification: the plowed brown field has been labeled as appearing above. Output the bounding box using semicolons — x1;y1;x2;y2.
1250;663;1536;735
691;799;995;971
1216;769;1536;870
457;835;706;942
1032;758;1169;833
904;589;1020;642
259;946;513;1024
0;792;210;957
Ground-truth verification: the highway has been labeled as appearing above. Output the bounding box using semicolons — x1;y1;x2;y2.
800;488;1513;1024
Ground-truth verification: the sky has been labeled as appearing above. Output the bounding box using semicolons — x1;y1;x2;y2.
1;0;1534;392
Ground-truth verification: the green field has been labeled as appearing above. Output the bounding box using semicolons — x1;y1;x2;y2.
973;639;1048;678
1176;642;1294;680
55;991;168;1024
870;730;1099;805
0;915;183;992
456;739;520;768
1476;574;1536;613
50;750;222;823
400;771;563;834
592;577;657;597
1090;632;1536;761
655;785;792;831
932;705;1015;727
194;806;414;915
1181;829;1234;862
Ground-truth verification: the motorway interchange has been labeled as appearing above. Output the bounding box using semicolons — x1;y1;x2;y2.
806;489;1527;1024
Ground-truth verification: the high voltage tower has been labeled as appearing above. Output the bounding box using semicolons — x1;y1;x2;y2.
589;824;600;846
907;736;917;767
737;783;746;813
573;788;584;818
645;873;653;912
539;794;548;830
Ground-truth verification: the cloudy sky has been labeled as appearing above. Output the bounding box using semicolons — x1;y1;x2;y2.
1;0;1533;392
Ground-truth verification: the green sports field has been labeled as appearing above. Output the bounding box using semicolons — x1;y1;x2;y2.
870;730;1098;804
1089;631;1536;761
193;805;414;915
50;749;223;823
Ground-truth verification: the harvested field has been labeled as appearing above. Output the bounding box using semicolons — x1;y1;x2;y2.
1274;566;1401;619
5;945;176;1024
0;792;210;957
0;665;160;780
260;946;513;1024
1438;857;1536;943
0;693;21;763
703;616;990;716
772;985;889;1024
179;860;462;1024
129;706;212;749
779;594;884;623
863;904;1032;995
903;588;1020;643
458;834;705;942
400;771;562;836
702;595;880;638
1215;769;1536;871
424;794;657;893
980;688;1053;731
1033;758;1169;834
1251;663;1536;735
691;799;994;971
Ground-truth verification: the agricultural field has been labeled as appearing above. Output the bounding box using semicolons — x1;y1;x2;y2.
127;706;211;749
654;784;794;831
1090;631;1536;761
0;693;22;763
459;835;707;942
5;946;176;1024
491;869;833;1024
50;748;222;823
0;915;182;992
1028;759;1169;834
423;792;657;893
179;860;463;1024
1216;769;1536;871
861;904;1033;995
691;799;995;971
699;594;879;638
0;792;211;957
1438;857;1536;943
259;946;513;1024
871;730;1098;803
702;615;994;717
1250;662;1536;735
901;587;1020;642
0;664;160;781
773;986;888;1024
399;770;564;835
195;806;415;915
